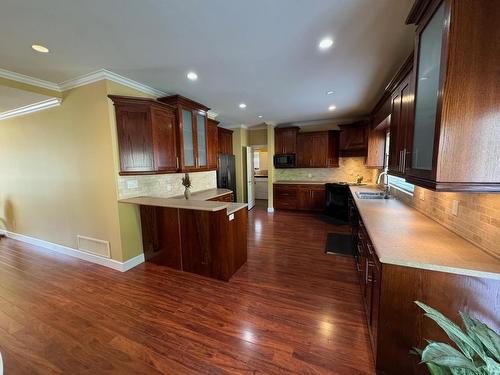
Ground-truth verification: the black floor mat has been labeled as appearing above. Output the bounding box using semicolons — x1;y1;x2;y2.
325;233;353;256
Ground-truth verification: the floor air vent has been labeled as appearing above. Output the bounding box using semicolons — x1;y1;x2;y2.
77;235;111;258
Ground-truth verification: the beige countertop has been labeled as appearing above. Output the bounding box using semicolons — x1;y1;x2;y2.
119;188;247;215
350;185;500;279
171;188;232;201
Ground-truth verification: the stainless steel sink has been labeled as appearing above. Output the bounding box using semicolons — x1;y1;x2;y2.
355;191;387;199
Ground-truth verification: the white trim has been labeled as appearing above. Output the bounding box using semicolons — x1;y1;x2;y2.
59;69;166;97
267;207;274;213
207;110;218;120
0;67;61;91
0;98;62;121
222;124;248;129
0;230;144;272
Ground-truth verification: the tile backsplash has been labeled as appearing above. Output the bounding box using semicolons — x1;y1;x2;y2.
391;187;500;258
275;157;377;183
117;171;217;199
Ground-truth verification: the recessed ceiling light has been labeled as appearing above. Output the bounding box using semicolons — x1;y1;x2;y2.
187;71;198;81
32;44;49;53
318;37;334;50
239;103;247;109
327;90;334;95
328;105;337;111
258;115;263;119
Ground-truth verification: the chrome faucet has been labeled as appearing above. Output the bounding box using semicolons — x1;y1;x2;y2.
377;171;390;199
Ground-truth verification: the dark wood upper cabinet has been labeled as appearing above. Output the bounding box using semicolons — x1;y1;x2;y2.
207;118;219;169
109;95;177;175
217;127;233;155
158;95;211;172
405;0;500;192
388;70;413;177
339;122;368;156
297;131;339;168
275;127;299;155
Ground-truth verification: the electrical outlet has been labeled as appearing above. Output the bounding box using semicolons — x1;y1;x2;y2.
452;200;459;216
419;190;425;201
126;179;138;189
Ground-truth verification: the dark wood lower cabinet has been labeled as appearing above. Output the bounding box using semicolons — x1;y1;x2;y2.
208;192;234;202
140;206;247;281
353;205;500;374
274;184;325;212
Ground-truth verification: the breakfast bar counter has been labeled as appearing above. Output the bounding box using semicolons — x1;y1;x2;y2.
120;190;247;281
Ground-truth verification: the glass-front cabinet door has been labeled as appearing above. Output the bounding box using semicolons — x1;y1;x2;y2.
410;2;445;174
181;109;195;167
196;112;207;168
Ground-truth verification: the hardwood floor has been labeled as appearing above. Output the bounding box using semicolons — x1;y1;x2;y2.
0;207;375;374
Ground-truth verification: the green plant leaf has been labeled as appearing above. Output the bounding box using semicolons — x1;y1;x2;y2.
461;313;500;363
416;302;487;362
427;362;453;375
484;357;500;375
422;342;478;371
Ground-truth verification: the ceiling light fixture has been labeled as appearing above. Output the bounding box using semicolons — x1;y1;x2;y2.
318;37;334;50
187;71;198;81
327;90;334;95
32;44;49;53
239;103;247;109
328;105;337;111
258;115;263;119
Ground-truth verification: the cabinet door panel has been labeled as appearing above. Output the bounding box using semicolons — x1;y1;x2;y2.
312;134;328;167
297;134;313;167
117;109;154;172
207;119;218;169
388;93;402;175
152;109;177;172
182;109;195;167
196;113;207;167
411;2;445;171
309;188;326;211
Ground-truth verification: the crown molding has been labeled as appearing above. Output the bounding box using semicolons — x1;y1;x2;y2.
0;97;62;121
221;124;248;129
59;69;167;97
0;68;61;91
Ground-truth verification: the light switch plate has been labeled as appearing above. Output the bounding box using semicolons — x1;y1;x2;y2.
419;190;425;201
452;200;459;216
126;179;138;189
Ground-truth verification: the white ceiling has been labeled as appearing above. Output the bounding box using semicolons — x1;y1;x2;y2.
0;0;414;126
0;86;52;113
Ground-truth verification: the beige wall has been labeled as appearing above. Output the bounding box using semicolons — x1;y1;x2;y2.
232;127;249;203
248;128;267;146
0;81;126;260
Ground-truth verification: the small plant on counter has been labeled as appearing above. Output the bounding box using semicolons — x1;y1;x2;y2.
182;173;192;200
411;301;500;375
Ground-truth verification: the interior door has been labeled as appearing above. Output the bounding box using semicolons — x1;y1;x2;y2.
246;146;255;210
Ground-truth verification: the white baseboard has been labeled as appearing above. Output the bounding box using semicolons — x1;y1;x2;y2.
267;207;275;213
0;230;144;272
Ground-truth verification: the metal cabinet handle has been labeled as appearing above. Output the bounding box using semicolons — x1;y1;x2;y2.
176;157;179;170
367;243;374;256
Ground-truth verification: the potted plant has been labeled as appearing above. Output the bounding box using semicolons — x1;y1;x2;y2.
182;173;192;200
412;301;500;375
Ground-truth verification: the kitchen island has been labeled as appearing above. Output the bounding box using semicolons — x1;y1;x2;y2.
120;189;247;281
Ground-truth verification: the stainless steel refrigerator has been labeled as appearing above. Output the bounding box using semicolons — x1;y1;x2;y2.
217;154;236;202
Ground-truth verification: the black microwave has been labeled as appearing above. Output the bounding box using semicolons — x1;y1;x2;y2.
274;154;296;168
